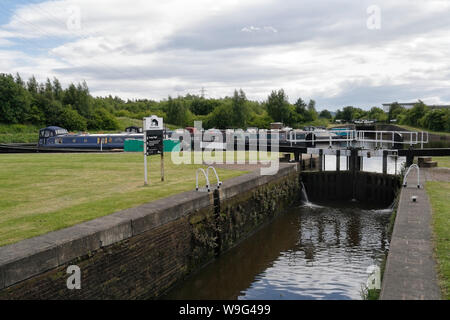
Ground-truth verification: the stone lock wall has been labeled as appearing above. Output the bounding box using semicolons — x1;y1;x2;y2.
0;165;400;300
0;164;300;300
187;168;300;278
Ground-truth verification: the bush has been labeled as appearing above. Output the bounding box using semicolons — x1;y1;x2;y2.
87;108;119;130
421;109;449;132
402;101;428;127
60;108;87;131
115;109;132;118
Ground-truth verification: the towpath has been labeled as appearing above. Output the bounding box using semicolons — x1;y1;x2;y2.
380;168;445;300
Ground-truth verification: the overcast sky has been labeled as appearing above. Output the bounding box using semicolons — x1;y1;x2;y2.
1;0;449;110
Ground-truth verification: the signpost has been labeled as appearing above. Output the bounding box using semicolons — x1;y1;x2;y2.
143;116;164;185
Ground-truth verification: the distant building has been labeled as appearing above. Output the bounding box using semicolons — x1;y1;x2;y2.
382;102;450;112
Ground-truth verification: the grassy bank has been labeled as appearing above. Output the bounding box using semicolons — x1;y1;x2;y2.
0;152;249;247
0;124;41;144
396;124;450;137
435;157;450;168
427;181;450;299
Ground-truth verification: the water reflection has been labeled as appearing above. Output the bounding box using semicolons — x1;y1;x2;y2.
163;203;391;300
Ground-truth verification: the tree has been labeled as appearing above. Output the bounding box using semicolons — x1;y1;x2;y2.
247;111;273;129
0;74;31;124
190;97;216;115
294;98;307;114
421;109;449;132
26;76;39;96
403;101;428;127
319;109;332;119
342;106;355;122
44;78;54;100
266;89;291;124
207;102;234;129
87;108;119;130
388;102;405;122
231;89;248;128
368;107;387;122
15;73;25;88
354;109;367;119
166;97;191;127
306;99;318;122
59;107;87;131
63;82;92;118
52;77;64;101
293;98;307;123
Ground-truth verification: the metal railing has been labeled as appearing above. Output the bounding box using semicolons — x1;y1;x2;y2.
196;166;222;192
356;131;429;148
286;130;428;149
196;168;210;192
206;166;222;189
403;164;421;189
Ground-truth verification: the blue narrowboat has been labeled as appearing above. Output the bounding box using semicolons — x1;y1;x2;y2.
38;126;144;149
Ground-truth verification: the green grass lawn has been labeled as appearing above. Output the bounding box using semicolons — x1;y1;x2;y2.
0;152;249;247
434;157;450;168
427;181;450;300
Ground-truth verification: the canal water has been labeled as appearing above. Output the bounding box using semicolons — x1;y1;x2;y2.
163;147;401;300
163;202;392;300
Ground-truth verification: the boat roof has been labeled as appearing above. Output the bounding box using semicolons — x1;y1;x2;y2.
67;133;144;137
41;126;67;131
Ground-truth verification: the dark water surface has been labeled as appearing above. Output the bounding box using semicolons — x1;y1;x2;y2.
163;202;392;300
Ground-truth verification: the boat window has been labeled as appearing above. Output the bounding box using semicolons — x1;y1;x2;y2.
44;130;51;138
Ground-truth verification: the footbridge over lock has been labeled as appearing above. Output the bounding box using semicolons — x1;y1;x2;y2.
199;129;449;173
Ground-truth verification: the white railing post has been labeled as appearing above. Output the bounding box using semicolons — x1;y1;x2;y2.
403;164;421;189
196;168;210;192
421;132;424;149
196;166;221;192
206;166;222;189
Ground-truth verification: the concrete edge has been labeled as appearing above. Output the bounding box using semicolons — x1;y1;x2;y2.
0;163;298;290
380;175;406;300
380;169;441;300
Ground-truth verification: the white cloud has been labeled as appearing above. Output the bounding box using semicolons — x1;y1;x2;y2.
0;0;449;109
241;26;278;33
